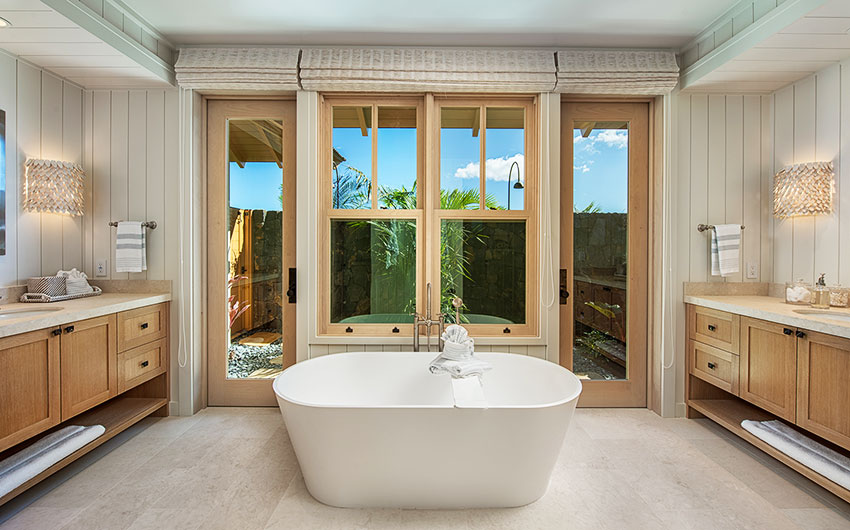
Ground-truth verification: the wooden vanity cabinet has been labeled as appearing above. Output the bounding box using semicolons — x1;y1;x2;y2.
0;329;61;452
60;314;118;420
739;316;798;422
796;330;850;448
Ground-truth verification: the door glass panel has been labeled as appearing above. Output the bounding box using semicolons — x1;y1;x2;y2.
377;106;417;209
332;106;372;209
226;119;285;379
485;107;525;210
440;107;481;210
331;219;417;323
572;123;629;380
441;220;526;324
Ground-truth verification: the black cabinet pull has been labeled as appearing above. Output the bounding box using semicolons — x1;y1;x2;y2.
707;324;716;332
140;360;149;368
392;327;400;333
52;328;62;336
64;325;74;334
503;327;511;334
796;330;806;339
140;322;149;330
783;328;793;335
345;326;353;333
602;286;612;292
707;362;716;370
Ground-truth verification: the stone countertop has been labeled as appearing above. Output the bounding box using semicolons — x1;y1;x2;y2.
684;294;850;340
0;292;171;339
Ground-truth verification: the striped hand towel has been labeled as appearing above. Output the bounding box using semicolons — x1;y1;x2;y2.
710;224;740;277
115;221;147;273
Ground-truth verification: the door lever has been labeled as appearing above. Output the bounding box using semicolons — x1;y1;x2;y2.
286;268;296;303
559;269;570;304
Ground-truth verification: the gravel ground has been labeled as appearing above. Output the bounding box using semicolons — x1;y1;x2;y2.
227;330;283;379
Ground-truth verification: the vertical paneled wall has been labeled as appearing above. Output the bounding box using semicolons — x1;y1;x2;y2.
81;89;179;281
772;63;849;286
0;55;84;285
674;93;772;284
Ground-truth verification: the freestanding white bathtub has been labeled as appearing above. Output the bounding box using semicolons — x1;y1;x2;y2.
273;352;581;509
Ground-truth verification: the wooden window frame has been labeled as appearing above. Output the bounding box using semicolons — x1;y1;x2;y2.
318;93;539;338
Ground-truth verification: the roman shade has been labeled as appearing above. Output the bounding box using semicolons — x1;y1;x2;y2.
174;48;300;90
555;50;679;95
299;48;556;92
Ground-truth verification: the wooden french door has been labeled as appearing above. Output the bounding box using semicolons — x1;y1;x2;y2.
560;101;648;407
207;99;296;406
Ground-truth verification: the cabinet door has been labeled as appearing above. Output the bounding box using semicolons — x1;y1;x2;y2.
0;328;61;452
797;330;850;449
739;317;797;421
61;314;117;420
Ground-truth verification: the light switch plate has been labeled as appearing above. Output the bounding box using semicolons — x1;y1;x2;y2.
95;259;108;277
746;262;758;279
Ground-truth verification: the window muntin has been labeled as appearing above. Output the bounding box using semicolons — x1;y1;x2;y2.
321;96;536;337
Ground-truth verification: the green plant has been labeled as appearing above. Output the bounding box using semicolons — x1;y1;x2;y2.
575;201;602;213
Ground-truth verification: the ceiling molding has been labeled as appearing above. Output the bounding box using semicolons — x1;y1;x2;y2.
678;0;828;90
40;0;176;86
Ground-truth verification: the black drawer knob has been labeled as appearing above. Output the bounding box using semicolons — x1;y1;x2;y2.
707;362;716;370
140;360;149;368
64;325;74;334
52;328;62;336
783;328;793;335
796;330;806;339
140;322;149;330
707;324;716;332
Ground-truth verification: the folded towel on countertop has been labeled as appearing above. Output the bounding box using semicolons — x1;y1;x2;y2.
711;224;741;277
115;221;147;273
742;419;850;490
57;268;93;295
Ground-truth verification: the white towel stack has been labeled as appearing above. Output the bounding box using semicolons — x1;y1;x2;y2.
115;221;147;273
429;324;492;379
57;268;93;295
742;419;850;490
0;425;105;498
711;224;741;277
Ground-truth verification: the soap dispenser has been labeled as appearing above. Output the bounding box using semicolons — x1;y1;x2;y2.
812;273;830;309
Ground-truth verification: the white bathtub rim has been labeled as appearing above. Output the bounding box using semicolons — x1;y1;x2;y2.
273;351;583;410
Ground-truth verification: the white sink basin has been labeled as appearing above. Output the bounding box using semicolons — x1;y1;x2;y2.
0;307;64;320
793;309;850;323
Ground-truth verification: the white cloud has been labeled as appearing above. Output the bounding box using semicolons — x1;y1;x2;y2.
573;164;591;173
594;129;628;149
454;153;525;182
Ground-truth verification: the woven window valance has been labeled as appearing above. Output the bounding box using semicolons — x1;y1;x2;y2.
555;50;679;95
299;48;556;92
174;47;300;90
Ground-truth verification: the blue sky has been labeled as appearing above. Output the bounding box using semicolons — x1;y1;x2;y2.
228;124;629;214
572;129;629;213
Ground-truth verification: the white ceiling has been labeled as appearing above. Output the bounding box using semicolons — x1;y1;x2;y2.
0;0;170;88
689;0;850;93
121;0;740;48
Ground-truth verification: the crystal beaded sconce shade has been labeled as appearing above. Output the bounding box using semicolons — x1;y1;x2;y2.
773;161;834;219
23;158;85;216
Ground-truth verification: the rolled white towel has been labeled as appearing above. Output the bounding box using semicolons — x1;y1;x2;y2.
442;324;469;344
57;268;93;296
429;355;492;378
441;339;474;361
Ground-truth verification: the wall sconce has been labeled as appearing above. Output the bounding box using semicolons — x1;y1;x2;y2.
23;159;85;216
773;161;834;219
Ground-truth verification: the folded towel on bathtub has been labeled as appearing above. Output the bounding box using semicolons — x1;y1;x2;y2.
441;324;474;361
429;355;492;378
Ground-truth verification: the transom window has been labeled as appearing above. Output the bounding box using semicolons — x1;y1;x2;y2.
319;95;538;337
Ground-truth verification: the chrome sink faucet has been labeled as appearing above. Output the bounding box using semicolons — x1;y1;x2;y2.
412;283;445;352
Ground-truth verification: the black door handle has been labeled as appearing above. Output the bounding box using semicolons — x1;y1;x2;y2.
140;360;149;368
286;268;297;303
707;362;716;370
783;328;793;335
707;324;716;332
796;330;806;339
559;269;569;305
64;325;74;334
140;322;149;330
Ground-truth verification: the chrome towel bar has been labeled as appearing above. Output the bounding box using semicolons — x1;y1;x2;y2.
108;220;157;229
697;223;744;232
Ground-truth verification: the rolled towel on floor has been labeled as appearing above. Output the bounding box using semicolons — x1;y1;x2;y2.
0;424;106;498
741;419;850;490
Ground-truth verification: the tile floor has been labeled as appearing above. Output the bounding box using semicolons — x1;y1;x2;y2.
1;407;848;530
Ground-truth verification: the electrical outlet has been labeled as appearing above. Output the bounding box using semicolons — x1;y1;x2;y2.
746;262;758;279
95;259;108;277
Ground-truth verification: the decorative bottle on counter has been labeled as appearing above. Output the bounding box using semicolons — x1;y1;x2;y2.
812;273;830;309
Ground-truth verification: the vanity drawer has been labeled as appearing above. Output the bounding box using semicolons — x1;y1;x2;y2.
118;303;167;352
689;339;739;395
689;305;740;354
118;338;166;393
